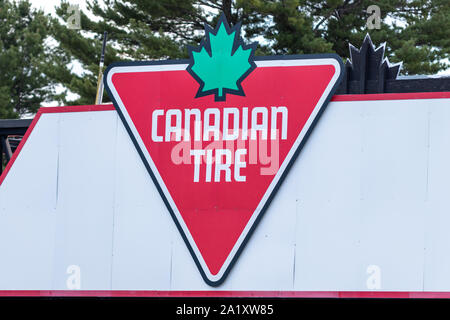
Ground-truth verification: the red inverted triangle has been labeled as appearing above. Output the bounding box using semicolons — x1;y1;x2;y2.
105;56;343;286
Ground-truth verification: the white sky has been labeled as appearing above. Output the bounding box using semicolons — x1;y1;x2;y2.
30;0;89;14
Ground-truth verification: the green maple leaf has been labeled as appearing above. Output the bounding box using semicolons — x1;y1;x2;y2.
187;14;256;101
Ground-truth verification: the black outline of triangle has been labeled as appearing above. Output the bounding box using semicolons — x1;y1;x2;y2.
104;54;344;286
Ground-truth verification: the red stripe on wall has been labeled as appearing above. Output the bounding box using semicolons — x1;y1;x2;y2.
0;290;449;298
331;91;450;101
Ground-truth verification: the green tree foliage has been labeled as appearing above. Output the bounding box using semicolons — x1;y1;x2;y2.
50;0;205;105
50;0;449;105
0;0;54;118
239;0;449;74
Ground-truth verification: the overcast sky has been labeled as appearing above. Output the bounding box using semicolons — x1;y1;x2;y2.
30;0;88;14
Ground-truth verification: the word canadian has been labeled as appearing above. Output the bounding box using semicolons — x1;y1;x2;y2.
151;106;288;183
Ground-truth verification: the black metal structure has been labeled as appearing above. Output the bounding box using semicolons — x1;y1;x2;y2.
336;34;450;94
0;34;449;174
0;119;32;174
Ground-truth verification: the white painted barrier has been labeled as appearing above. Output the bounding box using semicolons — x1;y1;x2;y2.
0;93;449;297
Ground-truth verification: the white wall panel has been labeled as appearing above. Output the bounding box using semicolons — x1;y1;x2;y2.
358;99;428;291
423;101;450;290
51;111;118;290
111;118;175;290
0;114;59;289
293;100;363;290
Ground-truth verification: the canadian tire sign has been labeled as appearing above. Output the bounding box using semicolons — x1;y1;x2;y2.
104;14;344;286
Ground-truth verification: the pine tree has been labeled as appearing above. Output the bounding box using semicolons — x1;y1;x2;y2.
49;0;449;106
239;0;449;74
49;0;203;105
0;0;55;118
